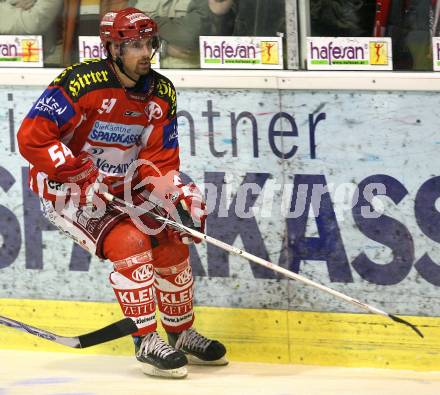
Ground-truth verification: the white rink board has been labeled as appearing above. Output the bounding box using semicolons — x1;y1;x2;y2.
0;86;439;316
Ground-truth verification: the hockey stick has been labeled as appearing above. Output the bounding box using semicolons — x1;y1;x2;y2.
104;191;424;338
0;315;138;348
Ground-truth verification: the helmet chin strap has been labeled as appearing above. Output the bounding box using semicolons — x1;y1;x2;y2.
115;56;138;83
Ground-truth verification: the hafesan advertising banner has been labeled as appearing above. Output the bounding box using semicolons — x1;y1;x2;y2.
199;36;283;69
0;35;43;67
78;36;160;68
433;37;440;71
307;37;393;70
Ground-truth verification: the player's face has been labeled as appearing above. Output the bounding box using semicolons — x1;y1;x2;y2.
120;37;155;76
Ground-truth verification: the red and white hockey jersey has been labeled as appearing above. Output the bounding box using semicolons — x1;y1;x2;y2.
17;58;180;200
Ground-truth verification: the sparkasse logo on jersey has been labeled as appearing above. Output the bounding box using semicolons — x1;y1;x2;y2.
89;121;144;146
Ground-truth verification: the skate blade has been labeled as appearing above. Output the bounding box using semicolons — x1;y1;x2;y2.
140;364;188;379
187;354;229;366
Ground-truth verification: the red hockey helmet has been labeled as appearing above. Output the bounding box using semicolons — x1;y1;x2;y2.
99;8;159;49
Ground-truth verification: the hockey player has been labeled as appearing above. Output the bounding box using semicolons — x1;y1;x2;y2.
17;7;227;379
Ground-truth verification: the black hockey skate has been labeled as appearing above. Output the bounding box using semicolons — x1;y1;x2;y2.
167;328;228;366
134;331;188;378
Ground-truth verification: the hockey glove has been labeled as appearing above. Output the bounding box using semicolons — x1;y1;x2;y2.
54;152;99;205
172;179;207;244
146;172;206;244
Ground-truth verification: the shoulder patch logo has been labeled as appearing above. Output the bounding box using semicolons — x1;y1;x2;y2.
52;59;101;85
156;78;176;116
69;70;111;98
145;101;163;121
163;118;178;149
27;88;75;128
51;60;117;101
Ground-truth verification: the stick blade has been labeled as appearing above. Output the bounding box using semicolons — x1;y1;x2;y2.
389;314;424;338
77;318;138;348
